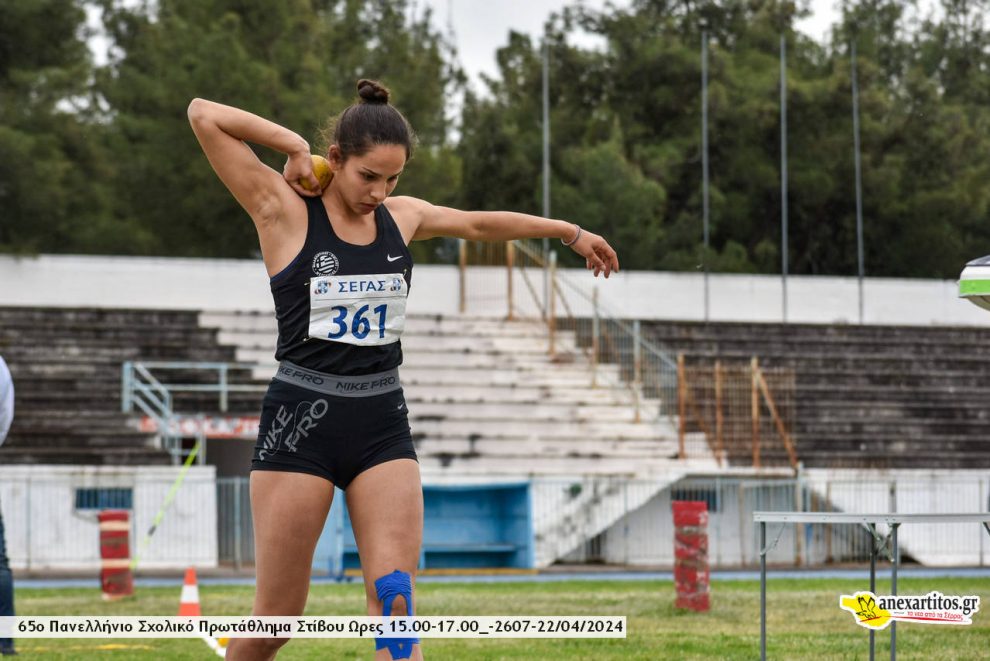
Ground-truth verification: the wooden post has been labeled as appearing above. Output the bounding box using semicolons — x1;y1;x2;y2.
506;241;515;320
715;360;724;466
756;370;799;471
751;356;760;469
678;353;686;459
458;238;467;314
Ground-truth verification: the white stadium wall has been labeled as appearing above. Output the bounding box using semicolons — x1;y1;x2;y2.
0;465;218;572
0;253;987;326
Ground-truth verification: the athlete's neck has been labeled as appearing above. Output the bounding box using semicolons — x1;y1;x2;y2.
321;183;372;223
321;183;378;245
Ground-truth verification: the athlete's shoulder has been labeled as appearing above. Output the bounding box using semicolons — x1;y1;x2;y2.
385;195;433;216
384;196;433;241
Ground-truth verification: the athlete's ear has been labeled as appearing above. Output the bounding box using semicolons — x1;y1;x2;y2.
327;145;344;170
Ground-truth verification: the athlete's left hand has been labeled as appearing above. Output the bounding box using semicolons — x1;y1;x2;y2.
568;229;620;278
283;150;322;197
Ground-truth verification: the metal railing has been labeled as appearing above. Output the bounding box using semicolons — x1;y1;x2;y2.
457;239;681;430
121;361;182;462
121;361;266;464
678;358;799;470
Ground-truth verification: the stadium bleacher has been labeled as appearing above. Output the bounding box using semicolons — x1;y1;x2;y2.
0;306;263;465
641;320;990;469
7;302;990;473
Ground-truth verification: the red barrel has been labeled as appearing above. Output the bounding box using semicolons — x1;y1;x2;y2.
672;501;709;612
98;510;134;600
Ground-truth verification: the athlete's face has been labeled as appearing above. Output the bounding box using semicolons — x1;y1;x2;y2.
329;144;406;215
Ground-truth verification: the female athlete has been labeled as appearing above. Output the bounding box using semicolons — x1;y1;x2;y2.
189;79;619;661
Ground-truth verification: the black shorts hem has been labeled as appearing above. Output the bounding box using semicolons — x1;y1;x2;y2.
356;450;419;483
250;463;339;487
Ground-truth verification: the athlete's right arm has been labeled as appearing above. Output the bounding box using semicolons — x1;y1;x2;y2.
187;98;320;226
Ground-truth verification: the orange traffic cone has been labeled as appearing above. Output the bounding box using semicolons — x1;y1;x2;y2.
178;567;201;617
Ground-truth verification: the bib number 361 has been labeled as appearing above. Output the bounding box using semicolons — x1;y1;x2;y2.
308;273;407;347
326;303;388;340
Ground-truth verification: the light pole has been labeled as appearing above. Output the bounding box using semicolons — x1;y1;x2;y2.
779;33;789;323
851;40;865;324
701;24;711;322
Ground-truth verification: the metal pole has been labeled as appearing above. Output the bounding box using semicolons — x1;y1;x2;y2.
591;287;599;387
548;250;557;357
714;360;724;464
542;38;551;319
869;523;877;661
219;364;228;412
458;238;467;314
121;362;132;412
981;479;986;567
677;353;686;459
891;523;899;661
702;28;711;322
780;33;789;323
760;520;767;661
852;40;865;324
633;320;642;387
633;319;642;423
233;478;242;571
506;241;515;320
751;356;761;468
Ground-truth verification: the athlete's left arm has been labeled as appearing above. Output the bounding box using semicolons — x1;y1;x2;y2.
390;196;620;278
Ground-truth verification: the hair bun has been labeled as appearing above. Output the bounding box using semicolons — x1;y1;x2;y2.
356;79;390;104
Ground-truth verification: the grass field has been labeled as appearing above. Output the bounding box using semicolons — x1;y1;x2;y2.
11;576;990;659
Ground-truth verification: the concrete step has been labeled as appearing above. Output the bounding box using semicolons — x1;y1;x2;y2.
398;351;612;371
219;331;578;360
799;453;990;469
216;329;576;354
409;418;664;441
796;436;990;456
404;316;557;338
398;367;598;388
795;402;990;421
232;347;603;372
0;446;172;465
5;427;159;448
412;437;679;458
798;419;990;436
407;400;651;423
402;383;644;406
418;454;716;476
679;350;990;372
203;312;561;338
0;307;201;328
643;321;990;345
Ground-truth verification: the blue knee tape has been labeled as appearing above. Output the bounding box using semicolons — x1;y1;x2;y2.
374;569;418;659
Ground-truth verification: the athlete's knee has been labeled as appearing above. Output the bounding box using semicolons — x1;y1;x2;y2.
371;569;418;660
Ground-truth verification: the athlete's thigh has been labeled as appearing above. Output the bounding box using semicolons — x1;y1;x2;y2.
345;459;423;607
250;470;334;614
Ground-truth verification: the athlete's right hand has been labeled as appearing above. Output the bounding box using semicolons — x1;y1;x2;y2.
283;150;322;197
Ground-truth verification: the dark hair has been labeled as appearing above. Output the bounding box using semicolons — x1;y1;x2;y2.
323;79;416;161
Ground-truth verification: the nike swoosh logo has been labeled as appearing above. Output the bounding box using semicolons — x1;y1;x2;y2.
387;254;402;262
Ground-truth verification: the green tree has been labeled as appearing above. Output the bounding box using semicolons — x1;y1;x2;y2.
95;0;462;258
0;0;132;254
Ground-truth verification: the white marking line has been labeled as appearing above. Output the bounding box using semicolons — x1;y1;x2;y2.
199;633;226;658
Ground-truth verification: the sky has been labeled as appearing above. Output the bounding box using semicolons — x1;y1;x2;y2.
423;0;843;93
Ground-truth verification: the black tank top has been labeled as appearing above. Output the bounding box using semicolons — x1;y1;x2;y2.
269;196;413;375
